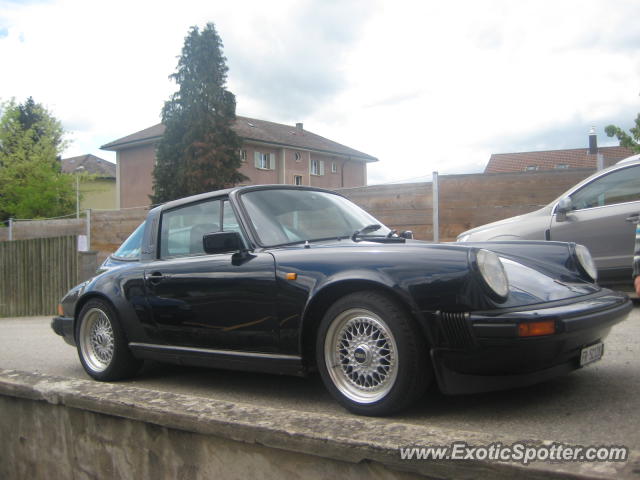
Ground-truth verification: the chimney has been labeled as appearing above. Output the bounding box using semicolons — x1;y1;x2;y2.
588;126;604;170
588;126;598;154
295;122;303;132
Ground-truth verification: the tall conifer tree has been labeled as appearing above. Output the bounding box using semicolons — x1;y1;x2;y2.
152;23;247;203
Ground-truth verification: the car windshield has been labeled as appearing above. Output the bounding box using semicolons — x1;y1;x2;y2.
241;189;392;247
112;222;144;259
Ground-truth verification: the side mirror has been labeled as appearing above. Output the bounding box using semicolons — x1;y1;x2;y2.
400;230;413;239
203;231;244;254
555;197;572;222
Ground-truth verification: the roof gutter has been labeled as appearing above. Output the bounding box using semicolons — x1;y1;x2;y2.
101;134;377;163
100;135;164;152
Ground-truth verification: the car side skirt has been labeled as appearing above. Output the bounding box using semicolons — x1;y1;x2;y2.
128;343;306;376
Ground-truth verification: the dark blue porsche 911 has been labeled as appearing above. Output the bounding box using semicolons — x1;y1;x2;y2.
52;185;632;415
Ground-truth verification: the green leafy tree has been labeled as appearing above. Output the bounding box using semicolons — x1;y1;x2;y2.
0;98;74;221
605;113;640;153
151;23;247;203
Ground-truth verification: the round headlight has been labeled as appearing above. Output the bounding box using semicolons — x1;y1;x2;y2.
575;244;597;282
476;249;509;299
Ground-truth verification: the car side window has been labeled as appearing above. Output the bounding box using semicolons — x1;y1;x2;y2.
570;165;640;211
113;222;145;259
160;200;221;259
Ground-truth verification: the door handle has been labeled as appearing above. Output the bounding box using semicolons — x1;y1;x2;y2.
146;271;168;285
625;213;640;224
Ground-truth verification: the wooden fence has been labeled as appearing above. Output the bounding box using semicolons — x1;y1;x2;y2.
0;236;78;317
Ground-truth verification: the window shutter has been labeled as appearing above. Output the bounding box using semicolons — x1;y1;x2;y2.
269;153;276;170
319;160;325;176
254;152;260;168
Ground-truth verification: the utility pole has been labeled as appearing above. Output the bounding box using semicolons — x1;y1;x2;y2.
75;165;85;219
432;171;439;243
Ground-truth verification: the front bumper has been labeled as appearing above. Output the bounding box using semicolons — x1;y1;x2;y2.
429;292;632;394
51;316;75;346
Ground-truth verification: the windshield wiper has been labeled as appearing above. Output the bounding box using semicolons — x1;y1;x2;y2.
351;224;382;241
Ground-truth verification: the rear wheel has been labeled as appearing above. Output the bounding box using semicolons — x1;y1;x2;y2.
76;299;142;381
316;291;431;416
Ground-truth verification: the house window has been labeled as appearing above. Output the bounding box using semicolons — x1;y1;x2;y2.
310;159;325;176
240;150;247;163
331;162;337;173
555;163;569;169
294;152;302;162
294;175;303;186
254;152;275;170
524;165;539;171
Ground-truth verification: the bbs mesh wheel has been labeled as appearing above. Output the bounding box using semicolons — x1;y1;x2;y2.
316;291;431;416
76;299;142;381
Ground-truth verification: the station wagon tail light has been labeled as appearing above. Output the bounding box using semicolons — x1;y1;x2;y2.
518;320;556;337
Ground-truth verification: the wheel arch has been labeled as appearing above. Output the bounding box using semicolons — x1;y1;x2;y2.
299;279;426;369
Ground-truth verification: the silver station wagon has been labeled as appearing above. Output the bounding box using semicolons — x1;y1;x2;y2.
458;154;640;288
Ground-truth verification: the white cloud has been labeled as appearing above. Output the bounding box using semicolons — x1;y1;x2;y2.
1;0;638;184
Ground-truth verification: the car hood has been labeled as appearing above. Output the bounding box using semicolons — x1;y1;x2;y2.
269;239;601;311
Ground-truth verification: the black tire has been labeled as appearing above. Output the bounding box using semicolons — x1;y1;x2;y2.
316;291;431;416
75;299;142;381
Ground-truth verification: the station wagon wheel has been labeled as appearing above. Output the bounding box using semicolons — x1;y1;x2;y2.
76;299;142;381
316;291;431;416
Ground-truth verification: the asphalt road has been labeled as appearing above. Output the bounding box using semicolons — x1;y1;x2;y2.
1;306;639;451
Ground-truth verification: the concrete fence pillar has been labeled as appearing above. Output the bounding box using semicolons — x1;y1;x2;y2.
432;171;439;243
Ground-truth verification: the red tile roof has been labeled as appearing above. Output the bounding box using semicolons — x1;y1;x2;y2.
485;145;634;173
101;116;377;162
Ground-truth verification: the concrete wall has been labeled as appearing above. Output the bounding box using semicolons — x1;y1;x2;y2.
0;209;147;263
2;370;624;480
1;396;423;480
340;169;594;241
0;169;595;261
90;208;148;261
0;218;85;242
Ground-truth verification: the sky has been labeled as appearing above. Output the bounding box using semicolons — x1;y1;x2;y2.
1;0;639;185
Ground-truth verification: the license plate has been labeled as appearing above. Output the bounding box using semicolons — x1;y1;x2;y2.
580;342;604;367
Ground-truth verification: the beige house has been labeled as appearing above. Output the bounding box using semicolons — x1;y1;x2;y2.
102;116;377;208
61;154;117;210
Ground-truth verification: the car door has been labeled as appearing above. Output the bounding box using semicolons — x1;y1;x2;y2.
549;163;640;283
144;198;279;352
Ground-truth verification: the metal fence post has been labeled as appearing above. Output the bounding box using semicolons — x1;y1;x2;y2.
86;209;92;251
8;218;13;241
432;171;439;243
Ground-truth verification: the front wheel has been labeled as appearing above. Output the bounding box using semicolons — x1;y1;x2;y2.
76;299;142;381
316;291;431;416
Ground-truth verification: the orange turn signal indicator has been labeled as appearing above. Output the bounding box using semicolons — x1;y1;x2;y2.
518;320;555;337
57;304;64;316
285;273;297;281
